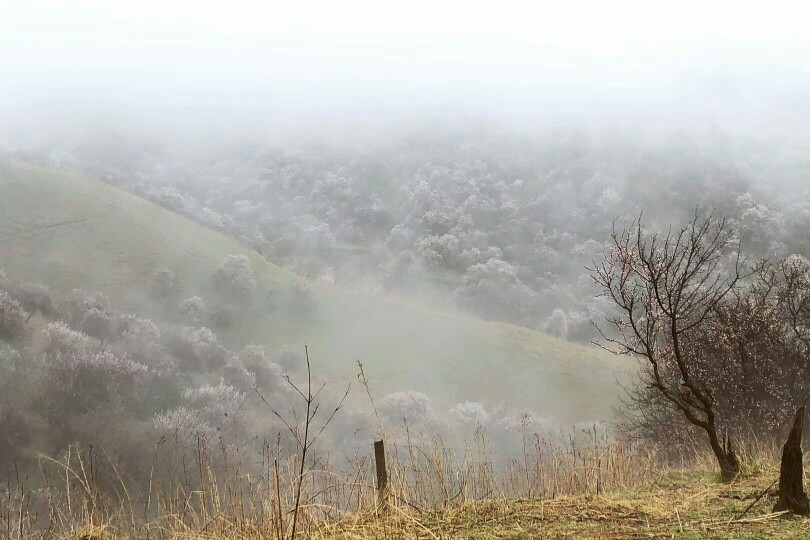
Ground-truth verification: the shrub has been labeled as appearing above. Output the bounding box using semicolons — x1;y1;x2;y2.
42;321;96;360
151;268;177;297
8;281;53;322
183;382;247;421
241;345;285;390
155;383;250;447
381;391;439;426
220;356;257;391
81;307;113;342
449;401;490;426
455;258;538;325
153;406;213;444
178;296;205;325
0;291;25;342
0;343;22;371
61;290;115;341
544;309;568;338
212;255;256;298
163;326;228;371
116;317;173;369
39;348;149;446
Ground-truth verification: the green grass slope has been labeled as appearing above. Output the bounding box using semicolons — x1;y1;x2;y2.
0;162;630;422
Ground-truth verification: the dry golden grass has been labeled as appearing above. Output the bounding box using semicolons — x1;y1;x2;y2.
311;468;809;539
5;438;807;540
49;467;810;539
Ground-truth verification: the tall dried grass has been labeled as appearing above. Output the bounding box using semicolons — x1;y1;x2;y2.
0;424;695;540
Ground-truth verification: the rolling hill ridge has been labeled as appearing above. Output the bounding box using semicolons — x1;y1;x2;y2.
0;162;629;421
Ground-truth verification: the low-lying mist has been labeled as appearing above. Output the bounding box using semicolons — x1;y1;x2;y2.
1;4;810;524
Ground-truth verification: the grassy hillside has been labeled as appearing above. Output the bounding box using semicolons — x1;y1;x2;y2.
0;162;630;421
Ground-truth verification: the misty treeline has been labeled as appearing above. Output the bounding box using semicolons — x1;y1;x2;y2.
3;121;810;484
10;123;809;343
0;263;597;486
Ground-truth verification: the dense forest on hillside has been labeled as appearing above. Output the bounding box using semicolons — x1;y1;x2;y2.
0;263;612;482
12;124;810;342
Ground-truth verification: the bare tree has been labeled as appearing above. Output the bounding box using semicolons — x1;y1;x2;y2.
590;212;750;480
774;255;810;355
254;346;351;539
616;255;810;455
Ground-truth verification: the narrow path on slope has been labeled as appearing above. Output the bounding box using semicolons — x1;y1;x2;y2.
0;208;119;242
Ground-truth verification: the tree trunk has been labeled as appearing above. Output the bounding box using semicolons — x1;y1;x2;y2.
774;406;809;515
707;427;740;481
717;453;740;482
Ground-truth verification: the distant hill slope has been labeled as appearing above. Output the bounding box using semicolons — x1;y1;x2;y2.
0;162;630;422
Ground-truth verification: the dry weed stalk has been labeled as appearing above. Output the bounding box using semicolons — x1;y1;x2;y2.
253;345;350;539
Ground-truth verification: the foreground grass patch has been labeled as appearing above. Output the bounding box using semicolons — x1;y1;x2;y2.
311;469;807;539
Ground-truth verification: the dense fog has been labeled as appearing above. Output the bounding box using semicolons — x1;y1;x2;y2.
1;0;810;492
6;117;809;340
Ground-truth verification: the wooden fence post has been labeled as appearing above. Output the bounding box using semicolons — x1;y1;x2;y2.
374;439;388;506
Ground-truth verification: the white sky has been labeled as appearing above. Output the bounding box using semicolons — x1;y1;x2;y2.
1;0;809;128
3;0;807;43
